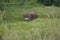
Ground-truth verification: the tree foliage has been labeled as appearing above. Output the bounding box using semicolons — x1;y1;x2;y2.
38;0;60;6
0;0;60;10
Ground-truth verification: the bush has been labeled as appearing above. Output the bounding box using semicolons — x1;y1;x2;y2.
38;0;60;6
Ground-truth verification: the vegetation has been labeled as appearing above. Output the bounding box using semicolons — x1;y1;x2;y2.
0;0;60;40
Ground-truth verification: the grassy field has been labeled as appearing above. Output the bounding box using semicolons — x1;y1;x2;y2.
0;6;60;40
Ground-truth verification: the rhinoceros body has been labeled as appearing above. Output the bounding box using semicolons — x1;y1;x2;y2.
24;12;38;21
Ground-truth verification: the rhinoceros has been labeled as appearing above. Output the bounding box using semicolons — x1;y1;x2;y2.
24;12;38;21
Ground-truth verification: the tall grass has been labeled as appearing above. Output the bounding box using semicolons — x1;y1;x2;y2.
0;5;60;23
0;4;60;40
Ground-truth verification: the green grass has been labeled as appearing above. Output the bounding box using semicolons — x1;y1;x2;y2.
3;6;60;22
0;18;60;40
0;6;60;40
